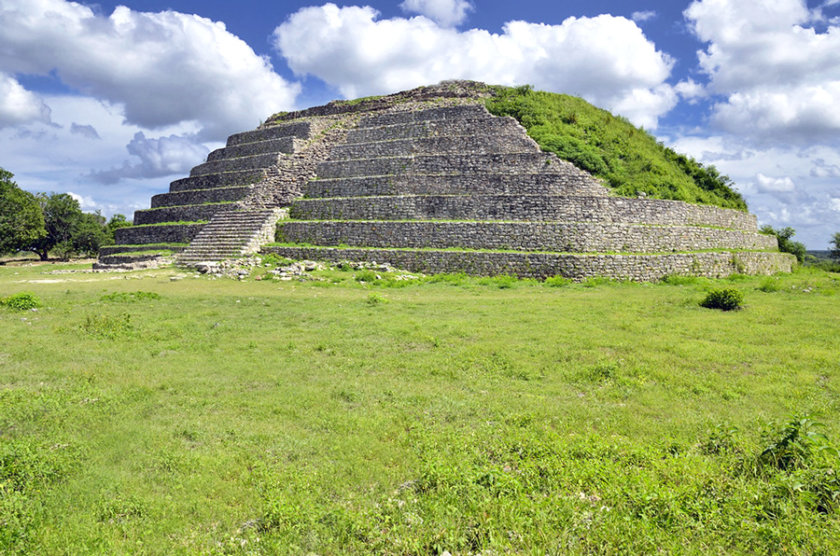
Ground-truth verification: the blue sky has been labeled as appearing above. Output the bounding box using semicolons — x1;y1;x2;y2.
1;0;838;247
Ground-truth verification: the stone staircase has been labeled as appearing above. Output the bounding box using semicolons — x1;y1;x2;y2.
263;103;793;280
176;209;285;265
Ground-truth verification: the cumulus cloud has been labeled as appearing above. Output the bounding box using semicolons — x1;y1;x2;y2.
273;4;676;128
756;172;796;193
89;132;208;184
68;191;98;211
70;123;100;139
0;72;51;127
669;134;840;246
631;10;657;23
0;0;299;140
830;198;840;212
400;0;473;27
685;0;840;140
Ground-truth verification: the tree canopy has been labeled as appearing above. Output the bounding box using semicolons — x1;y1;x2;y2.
1;166;130;260
0;168;46;254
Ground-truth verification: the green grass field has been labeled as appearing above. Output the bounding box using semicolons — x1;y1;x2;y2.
1;261;839;554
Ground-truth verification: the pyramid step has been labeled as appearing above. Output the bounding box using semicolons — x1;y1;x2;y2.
291;195;758;230
328;135;537;160
208;136;301;161
191;152;283;177
303;172;608;198
261;245;795;281
133;203;236;225
152;186;252;208
99;244;186;256
355;104;488;128
170;171;265;192
315;153;584;179
277;220;777;253
227;121;312;146
115;223;205;246
345;117;523;144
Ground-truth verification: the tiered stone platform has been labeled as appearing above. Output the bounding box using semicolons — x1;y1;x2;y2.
97;121;314;267
100;83;794;279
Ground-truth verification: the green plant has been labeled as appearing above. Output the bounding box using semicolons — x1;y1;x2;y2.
544;275;572;287
761;225;807;263
1;292;41;310
355;270;378;282
100;291;161;303
700;288;744;311
80;313;133;339
758;417;832;471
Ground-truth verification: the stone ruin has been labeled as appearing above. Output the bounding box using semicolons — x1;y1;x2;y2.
97;81;795;280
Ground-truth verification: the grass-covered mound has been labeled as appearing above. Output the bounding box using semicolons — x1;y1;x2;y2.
486;85;747;210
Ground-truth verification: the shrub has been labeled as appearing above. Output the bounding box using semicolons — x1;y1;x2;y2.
1;292;41;311
700;288;744;311
80;313;133;339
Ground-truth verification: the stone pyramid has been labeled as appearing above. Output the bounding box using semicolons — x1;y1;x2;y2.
98;82;794;280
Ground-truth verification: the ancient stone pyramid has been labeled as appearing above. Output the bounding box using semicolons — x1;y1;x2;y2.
98;82;794;280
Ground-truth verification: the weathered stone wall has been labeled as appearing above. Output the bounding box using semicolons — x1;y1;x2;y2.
304;173;609;199
328;134;537;159
263;245;795;281
345;116;523;144
133;203;236;225
277;220;776;253
291;195;757;231
169;171;265;192
115;223;205;245
151;186;252;208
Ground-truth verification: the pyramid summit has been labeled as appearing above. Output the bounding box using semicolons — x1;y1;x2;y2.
98;81;795;280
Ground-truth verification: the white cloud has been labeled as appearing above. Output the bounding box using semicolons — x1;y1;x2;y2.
399;0;473;27
0;72;51;127
668;134;840;247
273;4;676;128
631;10;657;23
68;191;97;211
89;132;209;184
756;172;796;192
0;0;300;140
830;198;840;211
685;0;840;140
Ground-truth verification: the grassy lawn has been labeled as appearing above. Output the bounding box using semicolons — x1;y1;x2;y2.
1;261;839;554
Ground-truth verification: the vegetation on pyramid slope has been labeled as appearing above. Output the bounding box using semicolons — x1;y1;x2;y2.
485;86;747;211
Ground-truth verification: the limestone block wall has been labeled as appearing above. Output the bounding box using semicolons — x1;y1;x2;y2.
115;223;205;245
133;203;236;226
264;246;795;281
277;220;776;253
151;186;252;208
345;117;523;143
304;173;609;199
290;194;758;231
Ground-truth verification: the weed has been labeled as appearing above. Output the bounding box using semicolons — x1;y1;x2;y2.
365;293;386;306
80;313;133;339
757;277;781;293
100;291;161;303
355;270;379;283
1;292;41;311
544;275;572;287
700;288;744;311
660;274;698;286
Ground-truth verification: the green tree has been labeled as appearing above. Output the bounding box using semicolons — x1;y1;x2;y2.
830;232;840;261
760;225;807;263
0;168;46;255
29;193;84;260
104;214;131;246
72;211;108;257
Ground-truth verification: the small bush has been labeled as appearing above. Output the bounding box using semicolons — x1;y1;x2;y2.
354;270;378;283
757;277;781;293
80;313;133;339
1;292;41;311
700;288;744;311
544;275;572;287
